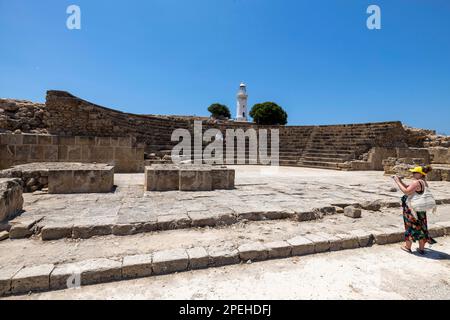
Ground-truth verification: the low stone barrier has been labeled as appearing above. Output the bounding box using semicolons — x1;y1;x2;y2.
145;164;235;191
0;163;114;194
1;222;449;296
0;178;24;222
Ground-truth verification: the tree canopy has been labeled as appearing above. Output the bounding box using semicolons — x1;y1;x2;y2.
208;103;231;120
250;102;288;125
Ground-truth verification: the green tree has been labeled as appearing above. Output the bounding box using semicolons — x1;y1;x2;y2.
208;103;231;120
250;102;288;125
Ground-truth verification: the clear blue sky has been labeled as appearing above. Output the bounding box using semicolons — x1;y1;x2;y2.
1;0;449;134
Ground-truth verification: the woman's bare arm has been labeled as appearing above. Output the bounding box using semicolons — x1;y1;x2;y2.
394;177;418;196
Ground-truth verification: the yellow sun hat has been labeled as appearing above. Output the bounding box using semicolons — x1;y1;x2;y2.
409;166;427;176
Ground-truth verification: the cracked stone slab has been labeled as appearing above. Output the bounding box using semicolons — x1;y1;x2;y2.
122;254;153;279
72;222;113;239
11;264;55;294
187;247;210;270
316;233;344;251
238;242;269;262
304;234;331;253
207;247;240;267
8;218;41;239
0;265;22;296
347;229;374;247
152;249;189;275
156;214;191;231
50;258;122;290
337;233;360;250
265;241;292;259
371;227;404;245
41;223;73;241
286;236;314;256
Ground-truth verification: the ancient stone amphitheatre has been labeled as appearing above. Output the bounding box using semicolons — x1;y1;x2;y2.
1;91;450;298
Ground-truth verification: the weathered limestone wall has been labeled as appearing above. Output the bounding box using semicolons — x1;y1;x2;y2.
428;147;450;164
0;134;144;173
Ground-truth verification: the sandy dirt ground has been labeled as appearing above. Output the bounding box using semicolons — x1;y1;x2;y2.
6;236;450;300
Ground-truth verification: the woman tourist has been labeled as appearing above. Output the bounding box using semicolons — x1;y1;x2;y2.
393;166;436;255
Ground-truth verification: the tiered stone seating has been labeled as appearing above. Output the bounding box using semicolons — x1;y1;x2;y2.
298;122;406;169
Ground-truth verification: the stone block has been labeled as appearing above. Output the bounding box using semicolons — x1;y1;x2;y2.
37;135;53;145
304;234;331;253
156;214;191;230
207;247;240;267
361;200;382;211
338;233;360;250
265;241;292;259
11;264;54;294
8;218;38;239
372;228;404;245
286;236;314;256
145;165;179;191
96;137;111;146
41;224;73;241
428;224;446;238
22;134;37;145
48;170;73;194
43;145;58;161
317;233;344;251
179;168;212;191
348;229;374;247
436;221;450;235
152;249;189;275
238;242;269;262
48;164;114;194
0;265;22;296
211;167;235;190
72;223;113;239
50;258;122;289
0;178;24;222
66;145;82;161
0;230;9;241
344;206;362;219
189;211;218;227
122;254;153;279
76;136;95;146
187;247;210;270
15;145;30;161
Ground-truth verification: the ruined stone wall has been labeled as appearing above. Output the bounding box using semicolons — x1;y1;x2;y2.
0;90;415;170
0;99;48;134
0;133;144;173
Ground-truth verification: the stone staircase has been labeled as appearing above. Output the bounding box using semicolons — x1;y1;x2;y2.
297;122;406;170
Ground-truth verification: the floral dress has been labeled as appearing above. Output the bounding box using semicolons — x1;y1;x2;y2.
401;195;436;244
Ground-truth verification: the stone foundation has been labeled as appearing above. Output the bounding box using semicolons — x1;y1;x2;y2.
0;178;24;222
145;165;235;191
0;163;114;194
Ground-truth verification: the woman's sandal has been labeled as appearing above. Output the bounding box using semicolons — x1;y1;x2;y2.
401;246;412;253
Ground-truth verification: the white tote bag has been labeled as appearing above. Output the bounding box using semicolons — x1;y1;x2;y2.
407;181;437;219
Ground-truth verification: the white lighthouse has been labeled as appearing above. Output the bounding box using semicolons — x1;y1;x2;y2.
236;82;248;122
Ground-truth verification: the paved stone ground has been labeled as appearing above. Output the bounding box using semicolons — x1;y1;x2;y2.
6;237;450;300
6;166;450;241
